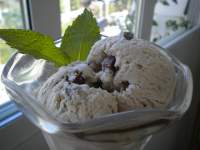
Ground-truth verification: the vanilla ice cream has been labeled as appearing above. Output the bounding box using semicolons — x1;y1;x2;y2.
37;62;118;123
37;34;176;123
87;35;176;111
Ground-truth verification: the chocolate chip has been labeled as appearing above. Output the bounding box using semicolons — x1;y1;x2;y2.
124;32;134;40
65;88;73;99
75;70;81;75
54;81;59;86
102;55;116;72
73;71;85;84
121;81;129;90
125;61;129;64
73;76;85;84
65;76;69;81
88;61;101;72
136;64;143;69
115;66;119;71
93;79;103;88
63;103;67;108
114;66;119;74
56;94;65;109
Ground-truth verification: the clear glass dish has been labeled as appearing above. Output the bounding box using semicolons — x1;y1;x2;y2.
1;43;193;150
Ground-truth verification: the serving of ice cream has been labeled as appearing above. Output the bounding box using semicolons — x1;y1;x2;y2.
37;34;176;123
0;9;193;150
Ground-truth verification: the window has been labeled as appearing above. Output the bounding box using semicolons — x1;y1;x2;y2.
150;0;191;43
0;0;199;149
60;0;136;36
0;0;198;127
0;0;29;125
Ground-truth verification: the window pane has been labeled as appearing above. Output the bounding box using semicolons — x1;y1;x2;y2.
150;0;191;43
0;0;25;106
60;0;136;36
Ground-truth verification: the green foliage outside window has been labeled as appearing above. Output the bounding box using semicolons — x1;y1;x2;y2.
0;42;15;64
109;0;132;13
0;0;23;64
71;0;81;10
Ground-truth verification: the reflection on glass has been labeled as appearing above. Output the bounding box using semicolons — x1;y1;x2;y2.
151;0;191;43
0;0;24;105
60;0;136;36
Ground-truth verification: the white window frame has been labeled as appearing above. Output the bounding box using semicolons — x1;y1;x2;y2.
28;0;61;40
135;0;200;40
135;0;157;40
0;0;200;150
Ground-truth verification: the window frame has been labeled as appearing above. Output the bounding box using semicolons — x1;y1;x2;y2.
135;0;157;40
0;0;62;128
145;0;199;44
0;1;60;149
28;0;61;40
0;0;31;128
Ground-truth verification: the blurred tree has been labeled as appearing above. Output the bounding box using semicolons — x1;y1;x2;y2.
109;0;131;13
0;44;15;64
2;10;23;28
0;0;22;64
125;13;135;32
80;0;91;7
71;0;81;10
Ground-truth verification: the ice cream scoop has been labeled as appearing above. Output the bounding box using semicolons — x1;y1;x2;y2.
37;35;176;122
37;62;118;123
88;35;176;111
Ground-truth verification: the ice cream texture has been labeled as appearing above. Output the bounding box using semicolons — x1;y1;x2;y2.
37;34;176;123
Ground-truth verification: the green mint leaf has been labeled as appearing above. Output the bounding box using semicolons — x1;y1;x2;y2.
60;9;100;62
0;29;69;66
161;0;169;5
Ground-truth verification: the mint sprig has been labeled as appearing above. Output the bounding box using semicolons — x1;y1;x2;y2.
61;9;100;61
0;29;69;66
0;9;100;66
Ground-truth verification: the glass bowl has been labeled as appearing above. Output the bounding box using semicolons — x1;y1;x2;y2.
1;44;193;150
